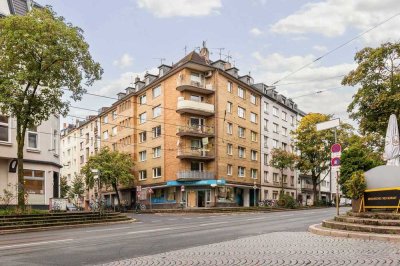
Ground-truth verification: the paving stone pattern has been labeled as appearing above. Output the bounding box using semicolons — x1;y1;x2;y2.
100;232;400;265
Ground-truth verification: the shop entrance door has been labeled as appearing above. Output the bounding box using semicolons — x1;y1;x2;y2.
197;190;206;207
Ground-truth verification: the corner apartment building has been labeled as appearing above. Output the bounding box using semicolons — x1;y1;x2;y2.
98;46;263;208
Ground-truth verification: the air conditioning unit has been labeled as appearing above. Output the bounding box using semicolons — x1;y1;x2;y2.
205;71;213;78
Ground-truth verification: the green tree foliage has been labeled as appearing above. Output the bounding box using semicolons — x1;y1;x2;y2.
270;148;298;195
344;171;367;200
339;135;384;197
68;174;85;201
81;147;135;208
292;113;352;205
0;8;102;209
60;176;70;198
343;42;400;137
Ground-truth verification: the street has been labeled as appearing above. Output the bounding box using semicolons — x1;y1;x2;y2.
0;207;378;266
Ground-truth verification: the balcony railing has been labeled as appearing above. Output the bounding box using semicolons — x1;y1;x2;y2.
176;97;215;116
176;171;215;181
177;80;214;94
177;148;215;160
177;124;215;137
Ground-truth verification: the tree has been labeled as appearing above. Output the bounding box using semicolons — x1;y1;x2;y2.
343;42;400;137
270;148;298;195
339;135;384;197
292;113;352;205
81;147;134;208
60;176;70;198
0;8;103;209
68;174;85;199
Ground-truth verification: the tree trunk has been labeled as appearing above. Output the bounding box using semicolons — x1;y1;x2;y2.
112;182;121;208
312;177;318;206
16;121;26;210
280;170;284;196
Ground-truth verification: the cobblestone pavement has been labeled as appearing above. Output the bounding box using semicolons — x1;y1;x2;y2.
100;232;400;266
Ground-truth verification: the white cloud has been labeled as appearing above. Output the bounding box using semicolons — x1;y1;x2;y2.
250;27;263;37
313;45;328;52
270;0;400;45
137;0;222;18
113;53;133;69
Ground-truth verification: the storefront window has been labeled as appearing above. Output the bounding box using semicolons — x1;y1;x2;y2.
24;169;45;194
217;187;234;202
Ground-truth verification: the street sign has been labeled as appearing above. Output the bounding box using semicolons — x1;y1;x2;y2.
331;157;341;167
137;185;142;192
316;118;340;131
331;143;342;153
148;188;153;194
253;185;257;189
181;185;185;192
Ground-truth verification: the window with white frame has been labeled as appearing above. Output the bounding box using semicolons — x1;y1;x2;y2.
282;127;287;136
139;150;147;162
264;119;268;131
264;153;268;165
238;126;245;138
238;87;245;99
291;115;295;125
226;101;232;113
139;131;146;143
250;94;256;104
238;166;245;177
139;94;147;105
80;155;84;164
227;81;232;93
152;125;161;138
264;171;269;183
112;126;117;136
27;126;38;149
282;142;288;151
238;146;246;158
273;191;278;199
251;150;257;161
273;139;278;148
251;169;257;179
251;131;257;142
153;146;161;158
283;174;288;183
290;176;294;186
250;112;257;123
190;72;202;85
227;123;233;134
273;106;278;117
0;115;10;142
273;123;279;133
112;111;117;120
139;170;147;180
139;112;147;124
227;164;232;175
264;136;268;148
153;167;162;178
227;143;233;155
152;86;161;98
152;105;161;118
273;173;279;182
103;115;108;124
282;111;287;121
237;106;245;118
263;101;268;113
23;169;45;195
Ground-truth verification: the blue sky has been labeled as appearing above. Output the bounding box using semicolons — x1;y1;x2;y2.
36;0;400;126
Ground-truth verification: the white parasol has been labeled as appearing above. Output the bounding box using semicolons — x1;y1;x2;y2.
383;114;400;166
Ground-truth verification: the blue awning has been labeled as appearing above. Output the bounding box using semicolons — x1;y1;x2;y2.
166;179;226;187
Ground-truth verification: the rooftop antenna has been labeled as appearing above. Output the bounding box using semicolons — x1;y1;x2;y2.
183;45;188;55
211;48;225;60
233;60;236;67
153;58;166;65
225;51;232;63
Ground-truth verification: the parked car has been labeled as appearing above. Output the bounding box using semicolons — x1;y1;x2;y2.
66;203;78;211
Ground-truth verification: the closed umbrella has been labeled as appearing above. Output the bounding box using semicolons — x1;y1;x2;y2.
383;114;400;166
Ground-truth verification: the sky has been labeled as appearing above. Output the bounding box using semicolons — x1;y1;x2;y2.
36;0;400;127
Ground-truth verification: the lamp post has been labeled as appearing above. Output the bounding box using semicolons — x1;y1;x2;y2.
253;180;257;207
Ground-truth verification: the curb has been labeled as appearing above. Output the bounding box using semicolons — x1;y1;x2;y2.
0;218;136;235
308;223;400;242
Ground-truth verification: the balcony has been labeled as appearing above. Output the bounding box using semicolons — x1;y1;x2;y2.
301;183;314;192
176;97;215;116
176;80;215;95
177;148;215;161
177;124;215;138
176;171;215;181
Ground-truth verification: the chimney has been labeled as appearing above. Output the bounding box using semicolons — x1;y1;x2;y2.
199;41;210;61
224;61;232;70
135;76;140;83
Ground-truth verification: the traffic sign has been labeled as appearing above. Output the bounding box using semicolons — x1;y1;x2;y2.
181;185;185;192
331;157;341;167
331;143;342;153
148;188;153;194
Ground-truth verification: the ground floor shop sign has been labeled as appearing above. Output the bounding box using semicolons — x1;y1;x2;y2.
364;188;400;209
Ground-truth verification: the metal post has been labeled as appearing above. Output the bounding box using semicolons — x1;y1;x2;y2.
334;128;339;216
253;181;256;207
150;190;152;211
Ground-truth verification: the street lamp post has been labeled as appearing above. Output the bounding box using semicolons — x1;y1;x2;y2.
253;180;257;207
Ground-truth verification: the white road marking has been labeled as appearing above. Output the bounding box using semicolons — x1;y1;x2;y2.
127;228;172;235
183;218;192;220
197;217;206;219
168;219;177;221
246;217;266;221
199;221;229;227
86;227;131;233
278;214;295;217
0;239;74;250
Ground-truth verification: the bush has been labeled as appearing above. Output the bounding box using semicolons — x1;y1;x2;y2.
279;194;298;209
344;170;366;199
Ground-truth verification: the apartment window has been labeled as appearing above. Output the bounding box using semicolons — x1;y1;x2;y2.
80;155;84;164
139;112;147;124
139;131;147;143
251;169;257;179
250;94;256;104
273;191;278;200
238;87;245;99
0;115;10;142
273;173;279;182
263;101;268;113
153;86;161;98
264;190;269;200
190;94;204;102
104;115;108;124
226;101;232;113
103;130;109;140
238;166;245;177
273;139;278;148
227;143;233;155
282;111;287;121
152;125;161;138
27;126;38;149
190;72;202;85
139;170;147;181
152;105;161;118
264;119;268;131
80;128;83;137
291;115;295;125
282;127;287;136
264;171;269;183
290;176;294;186
139;94;147;105
112;126;117;136
251;131;257;142
250;112;257;123
238;146;246;158
264;153;268;165
282;142;288;151
112;111;117;120
227;123;233;134
80;142;83;151
237;106;245;118
139;150;147;162
227;81;232;93
238;127;245;138
264;136;268;148
153;146;161;158
273;106;278;117
273;123;278;133
52;130;58;154
251;150;257;161
153;167;162;178
283;174;288;184
227;164;233;176
24;169;45;195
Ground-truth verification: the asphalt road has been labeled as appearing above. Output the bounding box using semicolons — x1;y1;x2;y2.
0;207;345;266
